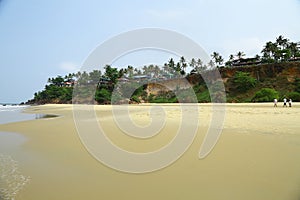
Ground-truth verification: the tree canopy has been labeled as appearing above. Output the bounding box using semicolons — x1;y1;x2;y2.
28;35;300;104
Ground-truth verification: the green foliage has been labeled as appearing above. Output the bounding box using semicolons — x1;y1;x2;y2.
133;85;147;98
48;76;64;86
147;91;177;103
30;38;300;105
211;52;224;67
60;87;73;101
95;88;111;103
196;90;211;103
193;84;211;102
130;95;140;103
233;71;257;92
294;78;300;93
89;70;102;84
261;35;300;63
176;89;197;103
252;88;279;102
149;96;178;103
286;92;300;101
209;80;226;102
34;84;73;103
104;65;119;84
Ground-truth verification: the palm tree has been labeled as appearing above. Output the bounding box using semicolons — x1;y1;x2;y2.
136;69;142;75
179;56;187;75
217;56;224;67
191;58;206;73
211;52;224;67
89;70;102;84
196;58;203;67
75;71;82;79
255;54;261;61
163;63;170;74
211;52;220;63
127;65;134;78
261;41;278;61
154;65;160;77
175;62;181;74
288;42;300;58
207;60;215;69
225;54;235;67
197;58;207;72
142;65;148;74
276;35;289;49
236;51;246;59
168;58;175;70
190;58;196;69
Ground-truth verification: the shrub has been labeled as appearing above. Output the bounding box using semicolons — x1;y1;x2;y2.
286;91;300;101
95;88;111;103
196;90;211;103
252;88;279;102
233;71;257;92
130;95;141;103
294;78;300;93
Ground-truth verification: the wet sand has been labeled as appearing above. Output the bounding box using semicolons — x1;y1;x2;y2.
0;103;300;200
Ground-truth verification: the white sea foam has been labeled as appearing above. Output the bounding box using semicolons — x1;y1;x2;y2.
0;154;30;200
0;106;35;125
0;105;29;112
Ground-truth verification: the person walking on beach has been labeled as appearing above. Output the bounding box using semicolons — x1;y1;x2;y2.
273;98;278;107
283;98;287;107
289;99;292;107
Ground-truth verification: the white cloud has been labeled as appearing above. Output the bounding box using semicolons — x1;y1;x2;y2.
59;61;79;73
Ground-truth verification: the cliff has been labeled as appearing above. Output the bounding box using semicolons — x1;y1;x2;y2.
145;62;300;103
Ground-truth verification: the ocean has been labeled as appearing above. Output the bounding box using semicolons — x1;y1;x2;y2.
0;105;33;200
0;105;37;125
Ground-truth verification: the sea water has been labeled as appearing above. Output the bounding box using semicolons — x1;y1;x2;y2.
0;105;37;125
0;105;32;200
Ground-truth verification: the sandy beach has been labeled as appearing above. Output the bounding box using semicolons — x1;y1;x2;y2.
1;103;300;200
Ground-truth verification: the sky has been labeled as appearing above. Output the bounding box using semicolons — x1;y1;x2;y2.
1;0;300;103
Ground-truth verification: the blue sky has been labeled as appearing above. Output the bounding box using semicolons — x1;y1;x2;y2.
1;0;300;103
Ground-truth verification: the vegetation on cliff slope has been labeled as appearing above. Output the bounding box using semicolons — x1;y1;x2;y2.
28;35;300;104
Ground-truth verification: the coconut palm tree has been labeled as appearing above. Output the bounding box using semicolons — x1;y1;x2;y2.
163;63;170;74
191;58;206;73
127;65;134;78
168;58;175;70
207;60;215;69
179;56;187;75
217;56;224;67
255;54;261;61
190;58;196;69
236;51;246;59
211;52;224;67
288;42;300;58
225;54;235;67
154;65;160;77
261;41;278;62
211;52;220;63
142;65;148;74
276;35;289;49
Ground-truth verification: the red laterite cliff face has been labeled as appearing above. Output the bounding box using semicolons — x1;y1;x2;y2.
144;62;300;103
28;61;300;105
